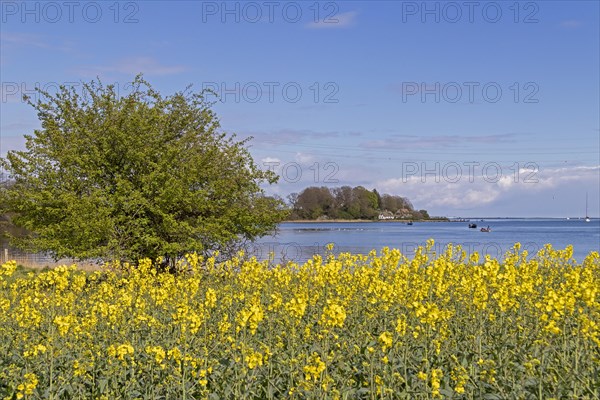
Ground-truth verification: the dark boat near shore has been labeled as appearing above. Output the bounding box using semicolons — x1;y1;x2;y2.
468;223;477;229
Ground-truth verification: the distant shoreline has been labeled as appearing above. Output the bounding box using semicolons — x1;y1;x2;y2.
283;217;598;223
283;219;451;223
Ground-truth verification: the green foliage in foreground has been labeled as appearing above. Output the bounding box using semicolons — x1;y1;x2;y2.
1;242;599;399
0;76;286;264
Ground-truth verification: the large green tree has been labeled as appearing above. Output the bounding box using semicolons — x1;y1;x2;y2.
0;76;286;264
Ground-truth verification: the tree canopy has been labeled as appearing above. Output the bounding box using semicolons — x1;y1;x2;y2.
0;76;286;264
287;186;427;220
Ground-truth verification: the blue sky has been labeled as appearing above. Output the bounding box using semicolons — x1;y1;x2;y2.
1;0;599;217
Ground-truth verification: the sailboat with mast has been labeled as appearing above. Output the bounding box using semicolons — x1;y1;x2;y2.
585;192;590;222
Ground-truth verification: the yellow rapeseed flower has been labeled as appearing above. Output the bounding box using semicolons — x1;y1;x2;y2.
319;302;346;328
304;353;326;382
378;331;393;351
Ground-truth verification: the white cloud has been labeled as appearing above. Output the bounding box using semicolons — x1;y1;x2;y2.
527;165;599;190
375;164;600;212
376;177;500;209
497;175;515;190
261;157;281;164
305;11;358;29
294;152;315;164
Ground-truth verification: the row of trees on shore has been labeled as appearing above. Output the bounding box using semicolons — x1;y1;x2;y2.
286;186;430;221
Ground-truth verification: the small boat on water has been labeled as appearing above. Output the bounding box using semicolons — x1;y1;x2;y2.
480;226;491;232
468;223;477;229
407;221;413;225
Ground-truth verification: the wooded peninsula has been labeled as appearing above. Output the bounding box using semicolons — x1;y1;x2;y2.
285;186;444;221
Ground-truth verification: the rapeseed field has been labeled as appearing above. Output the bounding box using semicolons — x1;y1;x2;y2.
1;241;598;399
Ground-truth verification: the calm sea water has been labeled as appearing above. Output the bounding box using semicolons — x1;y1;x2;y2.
2;219;599;267
252;219;600;264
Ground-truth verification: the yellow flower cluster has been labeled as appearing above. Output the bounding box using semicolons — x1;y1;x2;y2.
303;352;326;382
108;343;135;362
15;373;38;399
451;363;469;394
237;301;264;335
245;349;264;369
0;241;598;398
378;331;393;351
319;301;347;328
146;345;166;368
